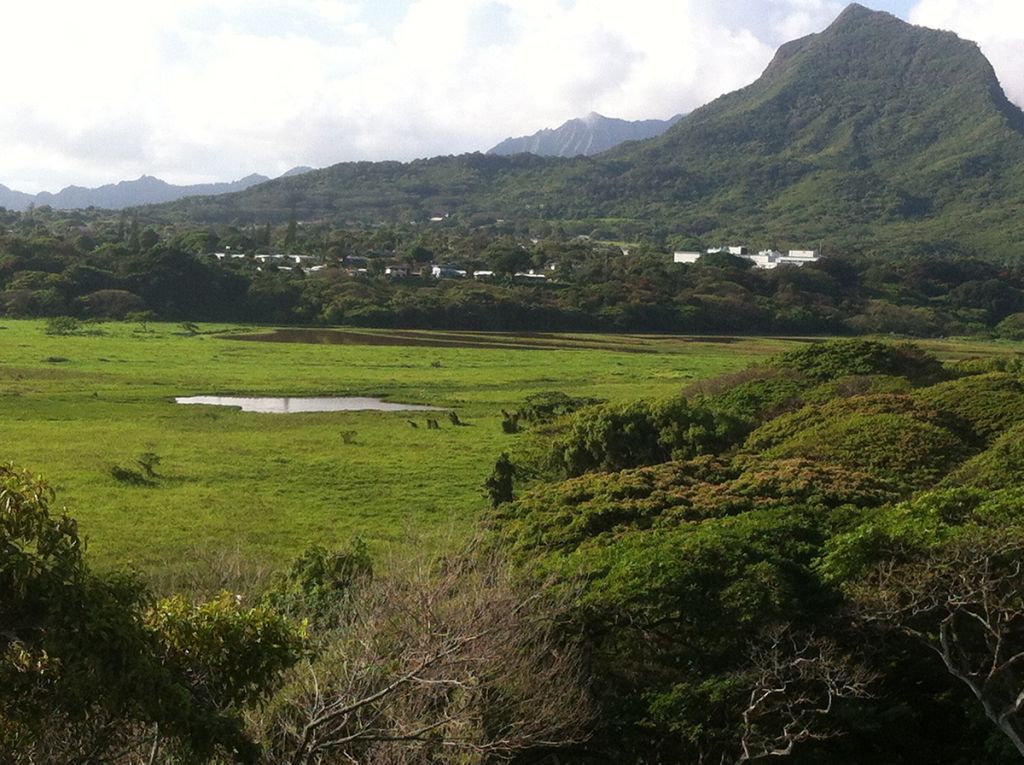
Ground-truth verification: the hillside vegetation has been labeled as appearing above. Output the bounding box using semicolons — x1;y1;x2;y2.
155;5;1024;257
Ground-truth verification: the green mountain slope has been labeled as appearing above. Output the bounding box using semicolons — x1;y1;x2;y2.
159;4;1024;257
588;3;1024;254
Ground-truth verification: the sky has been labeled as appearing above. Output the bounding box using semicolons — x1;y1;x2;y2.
1;0;1021;193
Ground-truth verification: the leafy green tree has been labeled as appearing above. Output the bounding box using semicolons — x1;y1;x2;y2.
822;488;1024;757
483;241;531;275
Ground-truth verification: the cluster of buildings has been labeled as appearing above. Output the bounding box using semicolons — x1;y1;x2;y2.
673;246;821;270
207;250;553;283
430;265;549;282
212;251;328;273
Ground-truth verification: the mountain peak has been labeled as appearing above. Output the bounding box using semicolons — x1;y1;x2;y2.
834;3;881;22
824;2;906;34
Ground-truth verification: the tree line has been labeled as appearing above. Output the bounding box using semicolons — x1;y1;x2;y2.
3;208;1024;336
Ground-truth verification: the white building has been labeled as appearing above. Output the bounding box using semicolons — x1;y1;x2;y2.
748;249;821;269
673;251;703;264
671;246;822;270
431;265;467;279
514;272;547;282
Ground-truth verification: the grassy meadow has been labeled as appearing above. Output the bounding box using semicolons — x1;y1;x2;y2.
0;320;800;578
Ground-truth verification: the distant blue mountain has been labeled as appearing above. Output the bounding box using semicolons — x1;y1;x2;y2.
0;167;314;212
488;112;685;157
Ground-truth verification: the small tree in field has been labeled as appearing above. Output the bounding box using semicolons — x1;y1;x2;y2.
44;315;81;335
484;452;516;507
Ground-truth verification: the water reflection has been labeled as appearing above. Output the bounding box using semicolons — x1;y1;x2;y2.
175;395;443;414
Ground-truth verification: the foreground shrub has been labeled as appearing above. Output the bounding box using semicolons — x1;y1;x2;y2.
743;394;957;453
945;422;1024;490
253;548;593;764
914;372;1024;444
699;371;808;425
526;506;837;763
263;539;371;627
821;488;1024;757
740;394;972;492
802;373;913;404
496;457;895;559
0;463;301;764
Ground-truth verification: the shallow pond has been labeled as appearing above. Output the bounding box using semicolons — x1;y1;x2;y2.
175;395;443;414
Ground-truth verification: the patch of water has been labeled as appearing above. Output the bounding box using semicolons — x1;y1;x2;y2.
175;395;443;414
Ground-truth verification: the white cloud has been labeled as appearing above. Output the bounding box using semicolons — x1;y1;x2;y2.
0;0;1016;193
909;0;1024;107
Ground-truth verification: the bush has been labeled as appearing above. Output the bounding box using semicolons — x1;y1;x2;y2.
264;539;372;624
553;397;745;476
516;390;603;423
44;315;81;335
772;340;945;385
802;374;913;405
77;289;145;319
497;456;895;560
945;422;1024;490
996;312;1024;340
484;452;516;507
700;372;808;425
914;373;1024;444
743;394;959;455
750;409;969;491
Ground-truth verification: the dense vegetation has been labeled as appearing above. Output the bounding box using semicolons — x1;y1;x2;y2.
9;338;1024;763
490;339;1024;762
5;207;1024;336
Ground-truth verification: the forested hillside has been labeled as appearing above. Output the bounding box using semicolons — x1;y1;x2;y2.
156;4;1024;258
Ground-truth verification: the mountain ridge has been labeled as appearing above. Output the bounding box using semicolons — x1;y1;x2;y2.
488;112;684;157
0;167;315;212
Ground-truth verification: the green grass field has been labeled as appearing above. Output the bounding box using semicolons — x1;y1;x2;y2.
0;321;798;577
4;320;1017;582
